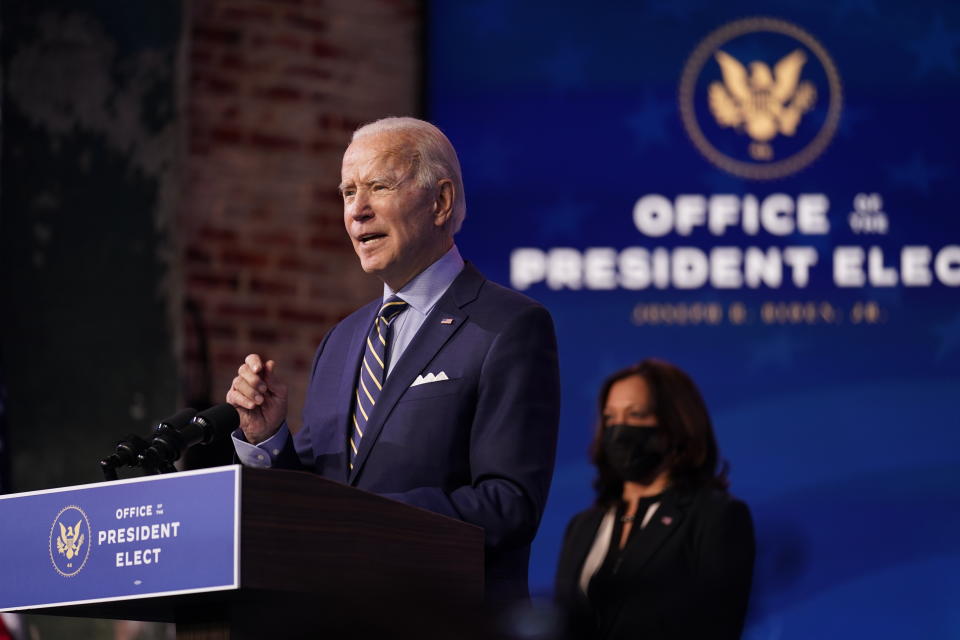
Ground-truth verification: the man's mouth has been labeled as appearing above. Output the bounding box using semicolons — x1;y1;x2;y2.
359;233;387;245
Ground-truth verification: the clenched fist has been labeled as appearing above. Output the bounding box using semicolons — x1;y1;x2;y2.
226;354;288;445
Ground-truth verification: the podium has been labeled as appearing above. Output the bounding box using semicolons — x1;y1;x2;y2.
0;465;485;639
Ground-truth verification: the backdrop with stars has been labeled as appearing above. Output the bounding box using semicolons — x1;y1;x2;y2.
428;1;960;637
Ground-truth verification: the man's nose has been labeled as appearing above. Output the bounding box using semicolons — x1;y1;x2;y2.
348;192;373;221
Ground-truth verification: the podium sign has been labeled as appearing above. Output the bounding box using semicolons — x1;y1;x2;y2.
0;466;240;611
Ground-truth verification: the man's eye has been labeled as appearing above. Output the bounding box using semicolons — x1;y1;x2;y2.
343;190;355;198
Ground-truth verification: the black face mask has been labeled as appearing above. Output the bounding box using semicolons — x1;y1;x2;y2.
603;424;668;482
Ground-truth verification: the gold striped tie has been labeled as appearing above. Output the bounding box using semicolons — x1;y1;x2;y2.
350;296;408;468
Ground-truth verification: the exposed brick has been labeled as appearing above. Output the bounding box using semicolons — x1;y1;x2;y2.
188;273;239;291
284;65;332;80
249;132;301;151
193;72;239;94
206;323;240;340
180;0;420;423
192;26;241;46
307;140;338;154
219;54;247;71
217;302;269;320
255;85;303;102
191;49;214;65
278;306;331;325
250;327;285;343
199;226;240;243
215;351;246;368
250;277;297;296
309;235;346;250
256;231;297;247
311;190;343;207
310;41;340;58
221;248;269;268
186;246;213;265
210;127;245;145
285;13;327;33
221;5;275;23
277;255;306;271
307;216;342;233
270;34;305;53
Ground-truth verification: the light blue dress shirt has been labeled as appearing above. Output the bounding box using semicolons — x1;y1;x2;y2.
232;245;465;468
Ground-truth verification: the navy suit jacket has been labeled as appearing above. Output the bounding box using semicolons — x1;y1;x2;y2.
554;488;754;639
273;263;561;602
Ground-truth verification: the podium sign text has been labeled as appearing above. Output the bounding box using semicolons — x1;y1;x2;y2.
0;466;240;611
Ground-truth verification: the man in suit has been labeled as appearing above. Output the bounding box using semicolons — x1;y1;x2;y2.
226;117;561;604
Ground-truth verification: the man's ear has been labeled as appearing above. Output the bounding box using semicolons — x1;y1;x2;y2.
433;179;454;228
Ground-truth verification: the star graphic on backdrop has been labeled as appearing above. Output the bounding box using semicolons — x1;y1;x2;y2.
885;152;948;195
837;103;872;138
625;95;674;149
906;16;960;76
833;0;879;19
932;312;960;361
749;332;802;371
539;200;592;240
542;47;589;90
460;0;515;37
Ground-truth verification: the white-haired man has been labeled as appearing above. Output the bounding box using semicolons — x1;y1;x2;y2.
227;117;560;604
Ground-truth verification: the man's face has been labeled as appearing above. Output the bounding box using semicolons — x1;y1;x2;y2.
340;132;450;290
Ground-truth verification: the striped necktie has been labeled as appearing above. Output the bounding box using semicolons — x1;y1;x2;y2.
350;296;408;468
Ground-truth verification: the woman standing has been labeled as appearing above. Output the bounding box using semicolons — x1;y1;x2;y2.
554;359;755;639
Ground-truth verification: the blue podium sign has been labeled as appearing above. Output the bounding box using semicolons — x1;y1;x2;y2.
0;465;240;611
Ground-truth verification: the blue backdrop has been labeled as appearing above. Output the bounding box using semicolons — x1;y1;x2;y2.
428;1;960;636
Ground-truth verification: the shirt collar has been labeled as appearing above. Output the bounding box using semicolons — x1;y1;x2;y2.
383;245;465;315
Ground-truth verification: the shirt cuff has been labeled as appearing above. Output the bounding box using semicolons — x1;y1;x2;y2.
231;423;289;468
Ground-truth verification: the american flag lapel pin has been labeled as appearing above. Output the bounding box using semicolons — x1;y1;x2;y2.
440;318;454;325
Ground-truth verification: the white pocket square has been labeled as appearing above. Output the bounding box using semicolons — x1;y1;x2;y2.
411;371;449;387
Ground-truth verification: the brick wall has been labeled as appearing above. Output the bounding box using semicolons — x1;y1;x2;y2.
179;0;422;428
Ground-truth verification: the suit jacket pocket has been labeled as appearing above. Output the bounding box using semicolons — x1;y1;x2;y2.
400;378;463;401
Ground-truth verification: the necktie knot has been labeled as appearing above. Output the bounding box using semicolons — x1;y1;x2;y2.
379;297;408;324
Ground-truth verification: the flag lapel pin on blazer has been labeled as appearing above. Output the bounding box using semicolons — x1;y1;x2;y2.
440;318;454;325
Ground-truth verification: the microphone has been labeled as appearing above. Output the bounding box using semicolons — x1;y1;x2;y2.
139;404;239;474
99;409;197;480
99;434;151;481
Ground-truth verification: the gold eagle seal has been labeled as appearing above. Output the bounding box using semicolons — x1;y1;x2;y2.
49;505;92;577
679;17;843;180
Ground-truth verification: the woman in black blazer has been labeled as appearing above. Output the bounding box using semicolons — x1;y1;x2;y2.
554;359;754;639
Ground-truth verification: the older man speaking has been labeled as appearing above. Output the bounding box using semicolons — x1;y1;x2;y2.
226;117;560;603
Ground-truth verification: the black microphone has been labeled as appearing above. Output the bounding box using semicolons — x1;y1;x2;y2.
139;404;239;474
99;434;151;481
99;409;198;480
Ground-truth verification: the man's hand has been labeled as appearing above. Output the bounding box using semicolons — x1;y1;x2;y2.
226;354;288;445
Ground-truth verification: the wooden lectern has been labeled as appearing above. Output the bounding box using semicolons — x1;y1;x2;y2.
0;467;485;639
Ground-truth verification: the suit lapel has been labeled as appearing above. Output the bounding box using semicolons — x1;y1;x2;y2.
561;508;608;595
347;263;484;484
620;491;686;573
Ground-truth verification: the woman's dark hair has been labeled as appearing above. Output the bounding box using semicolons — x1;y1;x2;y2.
590;358;729;505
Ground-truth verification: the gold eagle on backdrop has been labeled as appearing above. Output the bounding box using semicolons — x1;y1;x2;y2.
708;48;817;160
56;520;85;560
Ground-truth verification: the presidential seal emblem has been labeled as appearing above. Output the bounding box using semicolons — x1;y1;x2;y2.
49;505;92;577
679;17;842;180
